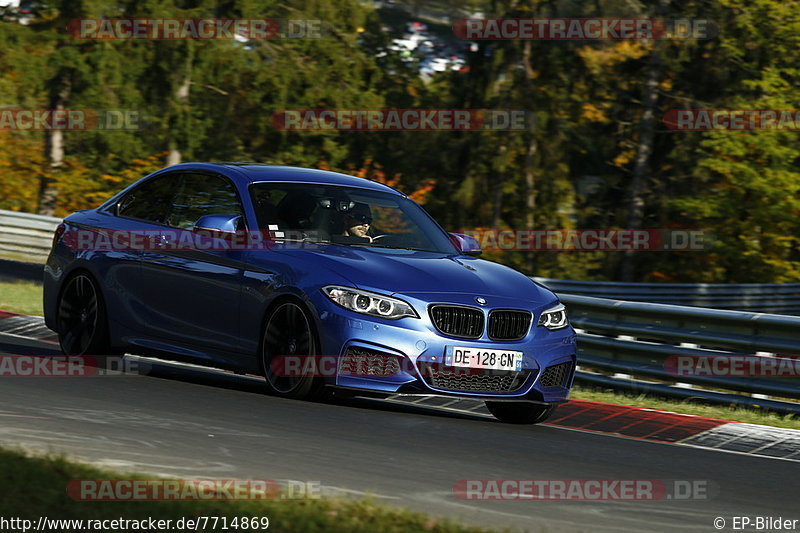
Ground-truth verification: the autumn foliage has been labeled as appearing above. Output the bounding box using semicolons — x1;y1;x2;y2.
1;0;799;282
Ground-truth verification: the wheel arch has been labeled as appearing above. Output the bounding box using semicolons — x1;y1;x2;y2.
54;267;106;332
257;291;323;375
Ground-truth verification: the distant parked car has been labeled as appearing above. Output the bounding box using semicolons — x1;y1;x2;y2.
1;0;36;24
44;163;576;423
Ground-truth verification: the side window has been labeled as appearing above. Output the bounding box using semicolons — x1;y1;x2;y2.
166;173;243;230
117;173;181;225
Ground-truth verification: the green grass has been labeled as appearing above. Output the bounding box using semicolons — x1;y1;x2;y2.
571;385;800;430
0;251;47;264
0;280;43;316
0;447;500;533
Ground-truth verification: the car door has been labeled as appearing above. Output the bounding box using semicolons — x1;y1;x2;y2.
138;172;246;356
112;171;185;335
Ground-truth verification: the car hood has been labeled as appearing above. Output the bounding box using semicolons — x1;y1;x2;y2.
270;245;555;303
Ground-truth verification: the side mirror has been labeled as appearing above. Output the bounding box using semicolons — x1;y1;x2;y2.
449;232;482;256
193;214;241;235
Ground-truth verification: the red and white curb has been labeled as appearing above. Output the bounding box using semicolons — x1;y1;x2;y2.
384;397;800;461
2;309;799;461
680;422;800;460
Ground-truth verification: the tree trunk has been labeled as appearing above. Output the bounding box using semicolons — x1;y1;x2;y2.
491;143;507;228
522;40;538;274
166;138;182;167
37;75;71;216
523;126;538;273
619;43;662;281
619;0;668;281
167;45;193;166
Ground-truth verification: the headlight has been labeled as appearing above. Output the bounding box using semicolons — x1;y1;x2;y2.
537;303;569;330
323;286;419;320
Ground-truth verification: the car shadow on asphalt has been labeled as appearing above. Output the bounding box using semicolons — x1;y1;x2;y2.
0;337;62;357
0;338;496;424
333;395;492;423
128;354;493;423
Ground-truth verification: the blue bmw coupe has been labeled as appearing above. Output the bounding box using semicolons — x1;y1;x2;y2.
44;163;576;423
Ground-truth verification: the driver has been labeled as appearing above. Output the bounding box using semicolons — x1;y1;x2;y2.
342;202;374;242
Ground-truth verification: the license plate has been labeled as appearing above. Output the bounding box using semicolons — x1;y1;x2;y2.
444;346;523;371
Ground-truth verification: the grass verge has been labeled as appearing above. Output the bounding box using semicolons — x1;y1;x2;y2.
0;280;43;316
0;447;497;533
571;385;800;430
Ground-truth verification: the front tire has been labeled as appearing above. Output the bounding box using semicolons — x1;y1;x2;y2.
260;301;324;400
485;401;556;424
57;273;110;356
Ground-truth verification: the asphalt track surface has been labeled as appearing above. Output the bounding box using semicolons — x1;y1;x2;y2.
1;332;798;533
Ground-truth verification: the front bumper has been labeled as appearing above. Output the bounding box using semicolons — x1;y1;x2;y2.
311;290;577;403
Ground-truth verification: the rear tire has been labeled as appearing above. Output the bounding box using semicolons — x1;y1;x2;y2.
485;401;556;424
57;273;111;356
260;301;324;400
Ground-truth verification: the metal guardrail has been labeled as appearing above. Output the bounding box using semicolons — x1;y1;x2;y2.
561;294;800;415
0;209;797;413
0;209;60;262
534;277;800;315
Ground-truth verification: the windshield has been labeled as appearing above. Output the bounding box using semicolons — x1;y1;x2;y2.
248;182;457;253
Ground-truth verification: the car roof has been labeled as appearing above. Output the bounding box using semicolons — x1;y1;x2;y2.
166;162;406;196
